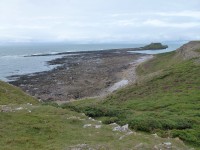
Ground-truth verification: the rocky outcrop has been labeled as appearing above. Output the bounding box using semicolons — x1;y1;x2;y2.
176;41;200;60
112;124;131;132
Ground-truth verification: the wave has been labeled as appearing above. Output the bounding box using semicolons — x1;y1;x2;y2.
24;51;80;57
24;51;64;57
0;51;76;59
0;55;25;59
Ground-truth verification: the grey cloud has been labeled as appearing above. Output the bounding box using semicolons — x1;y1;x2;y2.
0;0;199;43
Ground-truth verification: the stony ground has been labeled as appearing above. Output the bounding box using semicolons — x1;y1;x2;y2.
10;50;148;102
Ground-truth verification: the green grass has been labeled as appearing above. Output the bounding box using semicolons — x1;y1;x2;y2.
1;104;191;149
63;51;200;148
1;82;191;149
0;81;38;105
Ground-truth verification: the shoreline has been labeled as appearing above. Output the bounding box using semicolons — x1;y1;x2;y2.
9;49;152;102
98;55;153;98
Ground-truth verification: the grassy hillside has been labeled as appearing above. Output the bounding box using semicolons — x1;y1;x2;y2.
1;82;191;149
63;41;200;148
0;81;38;105
1;104;192;150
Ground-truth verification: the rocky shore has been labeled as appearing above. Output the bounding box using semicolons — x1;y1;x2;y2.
9;49;152;102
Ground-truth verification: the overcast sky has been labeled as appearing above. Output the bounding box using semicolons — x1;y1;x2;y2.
0;0;200;43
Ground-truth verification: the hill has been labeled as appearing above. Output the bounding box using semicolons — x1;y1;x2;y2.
0;81;38;105
140;42;168;50
63;41;200;149
0;66;193;149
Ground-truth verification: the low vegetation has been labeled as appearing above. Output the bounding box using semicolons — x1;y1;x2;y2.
0;81;38;105
1;82;190;149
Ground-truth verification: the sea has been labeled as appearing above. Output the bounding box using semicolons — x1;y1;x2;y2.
0;42;185;81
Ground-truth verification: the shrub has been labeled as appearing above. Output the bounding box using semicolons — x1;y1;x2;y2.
82;106;121;117
175;118;193;130
160;119;176;130
83;106;105;117
102;117;119;124
129;117;162;132
171;129;200;147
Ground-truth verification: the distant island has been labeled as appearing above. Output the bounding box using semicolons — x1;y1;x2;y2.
140;43;168;50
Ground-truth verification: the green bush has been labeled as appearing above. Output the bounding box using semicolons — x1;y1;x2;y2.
83;106;105;117
129;117;162;132
102;117;119;124
82;106;121;117
159;119;176;130
61;103;81;112
62;103;121;118
175;118;193;130
159;118;193;130
172;129;200;146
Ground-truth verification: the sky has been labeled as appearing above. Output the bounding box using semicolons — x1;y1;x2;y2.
0;0;200;43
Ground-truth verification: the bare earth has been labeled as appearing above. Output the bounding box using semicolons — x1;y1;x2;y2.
10;50;152;102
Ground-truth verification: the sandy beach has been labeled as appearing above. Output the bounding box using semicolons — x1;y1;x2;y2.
10;49;152;102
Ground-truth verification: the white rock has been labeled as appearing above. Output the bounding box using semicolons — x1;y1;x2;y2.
83;124;92;128
27;103;33;106
95;125;102;129
121;124;129;132
113;124;130;132
152;133;159;138
163;142;172;149
110;123;117;126
153;145;159;150
113;126;121;131
15;107;23;110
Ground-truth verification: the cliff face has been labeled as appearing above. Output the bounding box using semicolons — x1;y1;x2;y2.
176;41;200;60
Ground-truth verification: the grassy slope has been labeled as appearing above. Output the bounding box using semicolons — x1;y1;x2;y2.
0;81;38;105
1;82;190;149
63;43;200;148
1;104;191;150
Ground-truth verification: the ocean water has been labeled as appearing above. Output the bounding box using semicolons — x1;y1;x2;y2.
129;44;182;54
0;42;183;81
